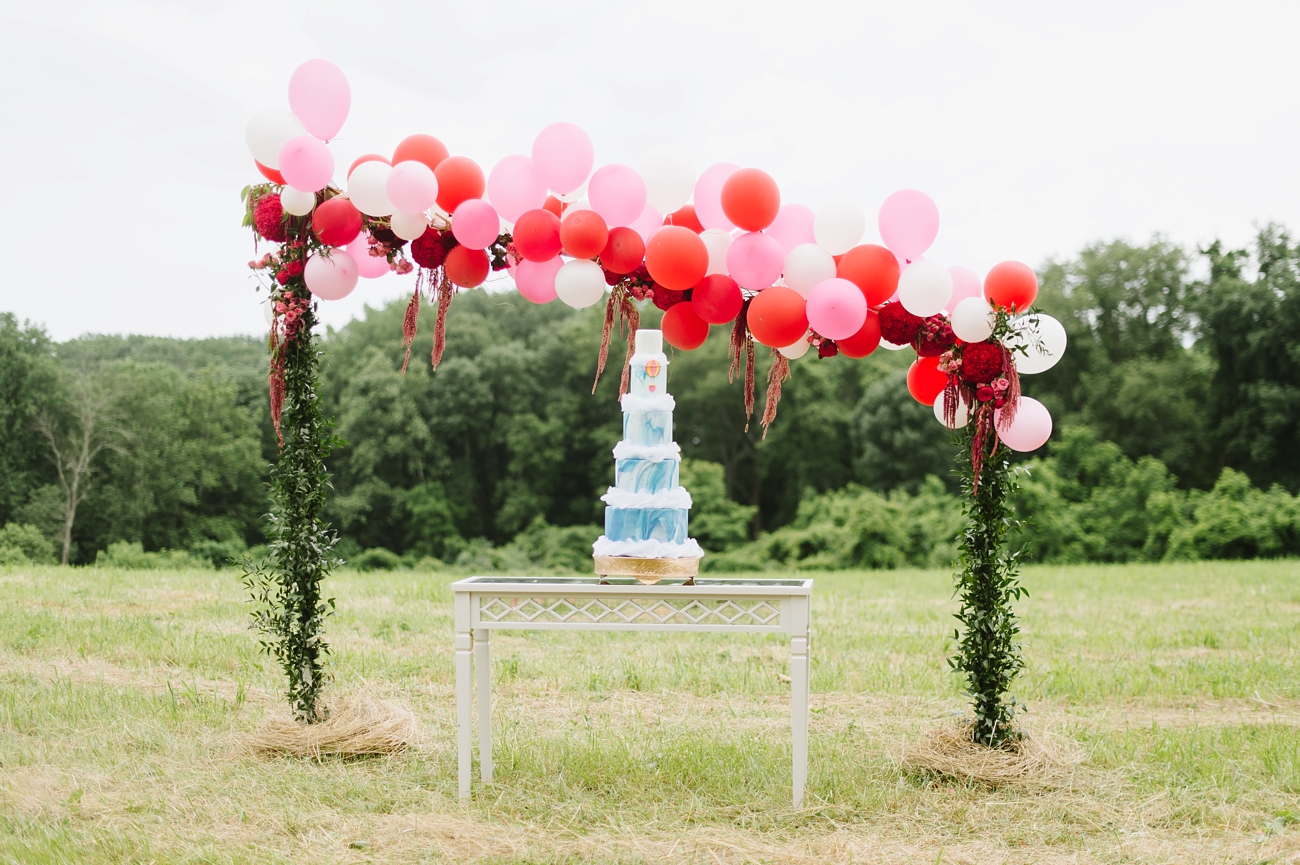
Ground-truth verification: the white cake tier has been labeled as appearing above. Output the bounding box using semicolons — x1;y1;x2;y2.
613;441;681;460
602;486;693;509
592;536;705;559
621;393;675;412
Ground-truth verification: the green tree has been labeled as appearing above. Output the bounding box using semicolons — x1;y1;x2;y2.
0;315;58;528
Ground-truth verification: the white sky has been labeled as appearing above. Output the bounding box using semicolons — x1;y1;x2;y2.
2;0;1298;341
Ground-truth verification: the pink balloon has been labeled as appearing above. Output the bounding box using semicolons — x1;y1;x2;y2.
588;164;646;228
531;122;594;195
693;163;739;231
386;161;439;214
726;231;783;290
996;397;1053;452
487;155;546;224
514;257;562;303
628;202;663;245
948;265;982;309
345;234;390;279
304;250;358;300
287;59;350;141
452;199;500;249
806;277;868;340
878;189;940;262
766;204;816;257
278;135;334;192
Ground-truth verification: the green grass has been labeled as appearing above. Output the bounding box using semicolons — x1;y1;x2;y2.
1;561;1298;863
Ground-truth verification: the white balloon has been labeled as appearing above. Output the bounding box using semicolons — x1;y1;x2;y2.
783;244;837;299
262;300;274;326
778;333;811;359
950;297;995;343
1011;313;1068;374
700;229;734;276
390;211;429;241
245;109;306;169
897;258;953;317
280;186;316;216
348;161;395;217
933;390;970;429
554;259;606;309
813;202;866;255
880;339;908;351
640;146;695;214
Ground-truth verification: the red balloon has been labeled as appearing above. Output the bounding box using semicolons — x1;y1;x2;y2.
748;287;808;348
311;197;362;247
907;356;948;406
445;246;489;288
434;156;485;214
836;310;882;358
560;210;609;259
664;204;704;233
513;209;562;262
720;168;781;232
984;261;1038;312
837;245;900;308
542;195;563;218
644;226;709;291
691;274;743;325
347;153;390;179
663;302;710;350
599;227;645;274
255;160;286;185
392;134;449;173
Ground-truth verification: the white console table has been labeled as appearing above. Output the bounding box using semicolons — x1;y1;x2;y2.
451;575;814;806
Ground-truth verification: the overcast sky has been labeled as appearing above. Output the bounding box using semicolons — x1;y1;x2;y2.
3;1;1298;341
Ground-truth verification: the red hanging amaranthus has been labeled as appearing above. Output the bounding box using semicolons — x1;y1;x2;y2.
761;348;791;438
728;299;757;431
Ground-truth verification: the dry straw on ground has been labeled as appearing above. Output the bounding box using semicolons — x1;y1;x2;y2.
902;721;1087;787
248;693;420;758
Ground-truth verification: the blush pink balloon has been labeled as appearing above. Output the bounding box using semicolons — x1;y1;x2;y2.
345;234;390;279
693;163;739;231
487;155;546;223
588;164;646;228
531;122;594;195
726;231;783;290
278;135;334;192
628;202;663;244
514;257;562;303
947;265;983;309
996;397;1053;452
288;59;350;141
766;204;816;257
304;250;359;300
452;199;501;249
878;189;940;262
806;278;868;340
386;161;439;214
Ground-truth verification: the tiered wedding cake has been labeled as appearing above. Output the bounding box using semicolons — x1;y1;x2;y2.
592;329;704;582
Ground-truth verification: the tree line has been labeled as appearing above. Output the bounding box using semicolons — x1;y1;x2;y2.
2;225;1298;569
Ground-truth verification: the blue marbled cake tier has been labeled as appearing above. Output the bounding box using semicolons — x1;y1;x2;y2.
615;457;679;494
604;507;688;543
630;357;668;397
623;410;673;446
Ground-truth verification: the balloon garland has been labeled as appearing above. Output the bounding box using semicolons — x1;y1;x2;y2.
242;60;1068;741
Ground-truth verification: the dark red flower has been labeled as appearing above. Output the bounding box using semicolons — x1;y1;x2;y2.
976;385;995;402
651;286;685;310
603;267;622;286
276;269;291;285
253;194;287;243
370;226;407;249
878;301;924;346
818;340;839;358
913;314;956;357
281;260;304;277
960;341;1004;384
410;230;448;269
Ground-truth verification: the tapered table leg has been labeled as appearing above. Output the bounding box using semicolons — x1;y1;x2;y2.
475;628;492;783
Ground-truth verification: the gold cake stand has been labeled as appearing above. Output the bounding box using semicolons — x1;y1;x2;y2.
593;555;701;585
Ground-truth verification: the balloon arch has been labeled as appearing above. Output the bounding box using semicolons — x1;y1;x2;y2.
241;59;1065;746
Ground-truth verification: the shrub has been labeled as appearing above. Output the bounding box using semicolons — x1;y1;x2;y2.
352;547;404;571
0;523;56;565
95;541;205;570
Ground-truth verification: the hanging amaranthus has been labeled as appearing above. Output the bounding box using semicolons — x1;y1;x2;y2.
592;280;641;395
760;348;791;438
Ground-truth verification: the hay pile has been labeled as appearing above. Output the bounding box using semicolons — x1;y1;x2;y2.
902;721;1085;787
249;694;420;758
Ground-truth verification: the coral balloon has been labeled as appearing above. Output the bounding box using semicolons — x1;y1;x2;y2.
726;231;783;290
451;199;500;250
445;246;490;288
543;195;563;218
554;259;606;308
663;302;710;350
767;204;816;257
348;153;389;178
984;261;1038;312
645;226;709;291
386;160;439;214
906;356;948;406
996;397;1053;452
435;156;486;214
806;278;868;340
560;209;609;259
531;122;594;194
487;155;546;223
693;163;738;230
278;135;334;192
514;256;562;302
513;209;562;262
311;197;362;247
599;227;645;274
836;311;882;358
346;234;390;279
720;168;780;232
664;204;704;233
588;164;647;228
837;244;900;308
288;59;350;141
691;274;742;325
879;189;940;262
304;251;358;300
255;160;286;185
392;134;449;173
747;286;808;348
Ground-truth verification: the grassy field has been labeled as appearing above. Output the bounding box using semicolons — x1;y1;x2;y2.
1;561;1298;864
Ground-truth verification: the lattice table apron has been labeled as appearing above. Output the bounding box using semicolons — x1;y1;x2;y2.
452;576;814;806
